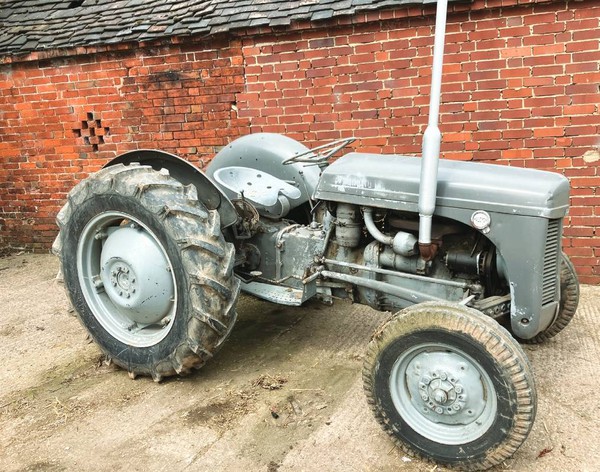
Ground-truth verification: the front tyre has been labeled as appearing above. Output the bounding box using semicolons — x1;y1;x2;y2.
363;302;536;471
53;164;240;381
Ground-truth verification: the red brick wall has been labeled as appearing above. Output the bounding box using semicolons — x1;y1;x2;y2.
1;0;600;282
236;0;600;283
0;38;247;251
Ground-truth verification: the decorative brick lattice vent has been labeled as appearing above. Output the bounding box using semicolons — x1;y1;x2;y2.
72;112;110;152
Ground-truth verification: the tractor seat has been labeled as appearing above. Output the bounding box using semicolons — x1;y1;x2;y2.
212;166;302;218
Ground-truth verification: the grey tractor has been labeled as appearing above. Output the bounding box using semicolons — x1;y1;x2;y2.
53;0;579;469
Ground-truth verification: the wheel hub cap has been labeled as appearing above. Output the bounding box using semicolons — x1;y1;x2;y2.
100;225;174;325
419;371;467;414
432;387;448;405
109;263;136;297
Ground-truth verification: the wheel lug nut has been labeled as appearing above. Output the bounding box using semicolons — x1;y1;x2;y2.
440;372;447;381
435;407;443;414
455;386;463;394
421;394;428;401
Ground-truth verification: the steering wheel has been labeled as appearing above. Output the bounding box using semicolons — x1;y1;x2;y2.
282;137;356;166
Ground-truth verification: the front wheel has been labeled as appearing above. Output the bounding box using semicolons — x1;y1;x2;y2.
363;302;536;470
53;164;240;381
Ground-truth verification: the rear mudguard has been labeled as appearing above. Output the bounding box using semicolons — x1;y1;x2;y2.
104;149;238;228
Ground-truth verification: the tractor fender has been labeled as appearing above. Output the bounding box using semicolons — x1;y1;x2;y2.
205;133;321;206
103;149;238;228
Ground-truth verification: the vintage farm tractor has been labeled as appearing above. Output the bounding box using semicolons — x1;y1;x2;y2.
53;0;579;469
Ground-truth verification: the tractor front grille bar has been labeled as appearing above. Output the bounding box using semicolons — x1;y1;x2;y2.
542;218;560;306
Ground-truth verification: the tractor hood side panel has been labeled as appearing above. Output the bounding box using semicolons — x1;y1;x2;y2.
314;153;570;218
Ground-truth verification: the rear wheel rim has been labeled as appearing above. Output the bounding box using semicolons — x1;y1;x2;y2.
77;211;177;348
389;342;497;445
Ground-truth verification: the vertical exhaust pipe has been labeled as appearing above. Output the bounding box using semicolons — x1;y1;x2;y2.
418;0;449;261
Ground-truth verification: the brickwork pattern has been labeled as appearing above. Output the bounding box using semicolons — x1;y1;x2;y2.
0;39;248;249
0;0;599;281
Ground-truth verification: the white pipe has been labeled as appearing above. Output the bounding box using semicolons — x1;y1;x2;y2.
363;207;393;246
418;0;449;250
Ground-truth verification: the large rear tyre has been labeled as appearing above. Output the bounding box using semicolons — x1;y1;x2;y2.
363;301;536;471
53;164;240;381
525;252;579;344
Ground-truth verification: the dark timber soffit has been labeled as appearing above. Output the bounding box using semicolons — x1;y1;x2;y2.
0;0;436;57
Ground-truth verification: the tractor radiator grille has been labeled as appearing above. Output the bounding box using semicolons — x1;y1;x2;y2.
542;219;560;306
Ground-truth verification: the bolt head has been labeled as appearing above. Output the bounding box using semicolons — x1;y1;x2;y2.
435;407;443;414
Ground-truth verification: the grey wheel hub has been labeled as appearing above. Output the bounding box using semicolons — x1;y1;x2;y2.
77;212;177;347
100;225;174;325
413;358;485;422
390;343;496;445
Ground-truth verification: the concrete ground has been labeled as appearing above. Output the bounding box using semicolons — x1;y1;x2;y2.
1;253;599;472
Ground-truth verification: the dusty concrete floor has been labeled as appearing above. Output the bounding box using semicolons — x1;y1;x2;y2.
1;253;599;472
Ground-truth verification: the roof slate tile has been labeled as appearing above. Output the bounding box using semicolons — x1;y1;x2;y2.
0;0;433;57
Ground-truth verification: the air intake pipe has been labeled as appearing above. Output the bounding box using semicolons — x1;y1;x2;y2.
418;0;449;261
363;207;417;257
